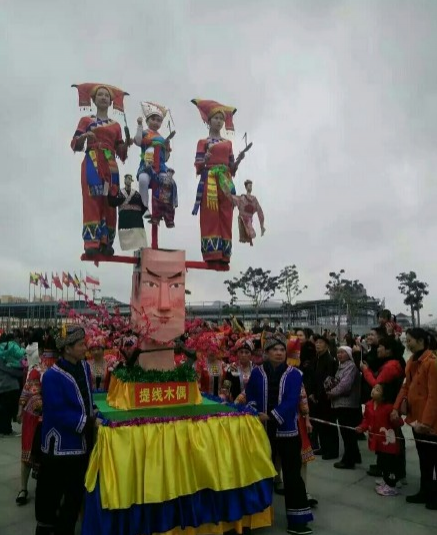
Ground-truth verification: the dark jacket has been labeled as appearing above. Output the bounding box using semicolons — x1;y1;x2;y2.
365;346;380;372
310;350;338;402
299;341;317;395
0;359;22;394
41;359;95;456
361;345;378;403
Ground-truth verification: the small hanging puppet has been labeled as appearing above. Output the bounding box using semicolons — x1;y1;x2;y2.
233;179;265;246
70;83;131;257
134;102;177;226
112;173;148;251
150;166;178;228
191;99;253;269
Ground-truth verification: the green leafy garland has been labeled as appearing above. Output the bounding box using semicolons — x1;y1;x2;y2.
113;364;197;383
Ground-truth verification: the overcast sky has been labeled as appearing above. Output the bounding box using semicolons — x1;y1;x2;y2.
1;0;437;317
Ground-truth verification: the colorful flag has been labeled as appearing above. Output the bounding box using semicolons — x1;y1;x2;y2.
52;272;63;291
42;273;50;289
86;274;100;286
68;273;75;287
73;273;81;289
29;272;39;285
62;271;70;287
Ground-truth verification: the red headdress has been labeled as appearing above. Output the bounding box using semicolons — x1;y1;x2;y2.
191;98;237;132
234;336;255;353
72;83;129;112
121;334;138;349
286;335;301;365
87;334;106;350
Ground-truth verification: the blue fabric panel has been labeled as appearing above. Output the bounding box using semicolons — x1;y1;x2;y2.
82;478;273;535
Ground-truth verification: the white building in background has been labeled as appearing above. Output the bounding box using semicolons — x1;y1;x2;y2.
395;313;412;328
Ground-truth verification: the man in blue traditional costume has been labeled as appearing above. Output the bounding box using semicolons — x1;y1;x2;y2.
245;333;314;535
35;326;99;535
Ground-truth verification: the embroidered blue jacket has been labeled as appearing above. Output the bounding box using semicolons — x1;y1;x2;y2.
245;364;303;437
41;360;94;456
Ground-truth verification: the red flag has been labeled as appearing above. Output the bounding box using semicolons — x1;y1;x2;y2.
86;274;100;286
62;272;70;287
52;273;63;291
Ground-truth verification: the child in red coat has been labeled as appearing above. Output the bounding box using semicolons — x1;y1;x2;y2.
356;383;404;496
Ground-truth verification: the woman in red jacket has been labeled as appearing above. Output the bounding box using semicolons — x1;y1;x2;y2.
361;337;406;481
361;337;405;398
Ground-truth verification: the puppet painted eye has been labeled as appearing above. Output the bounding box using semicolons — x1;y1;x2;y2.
170;283;183;289
144;281;158;288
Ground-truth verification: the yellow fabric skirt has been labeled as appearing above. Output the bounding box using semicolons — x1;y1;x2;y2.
85;414;276;510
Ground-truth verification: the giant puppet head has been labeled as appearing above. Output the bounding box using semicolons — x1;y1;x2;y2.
131;248;186;344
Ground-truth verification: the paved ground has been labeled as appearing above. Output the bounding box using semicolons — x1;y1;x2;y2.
1;423;436;535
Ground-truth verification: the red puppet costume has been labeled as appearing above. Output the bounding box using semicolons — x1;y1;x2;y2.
86;335;110;391
226;337;255;402
71;83;129;256
191;99;237;267
194;332;228;397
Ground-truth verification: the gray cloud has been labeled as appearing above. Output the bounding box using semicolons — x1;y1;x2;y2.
1;0;436;318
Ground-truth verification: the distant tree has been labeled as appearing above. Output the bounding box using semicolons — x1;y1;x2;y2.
224;267;279;317
277;265;307;325
396;271;429;327
326;270;371;333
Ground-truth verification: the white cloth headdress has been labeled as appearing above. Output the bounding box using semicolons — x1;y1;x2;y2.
140;101;168;120
26;342;40;371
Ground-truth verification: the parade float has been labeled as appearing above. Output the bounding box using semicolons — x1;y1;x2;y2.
71;83;274;535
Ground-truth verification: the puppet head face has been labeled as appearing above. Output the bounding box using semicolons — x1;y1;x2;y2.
124;174;133;188
131;249;186;343
244;180;253;194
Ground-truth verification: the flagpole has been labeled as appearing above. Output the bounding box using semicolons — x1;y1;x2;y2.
28;274;31;328
38;277;41;326
50;278;53;324
79;270;82;311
